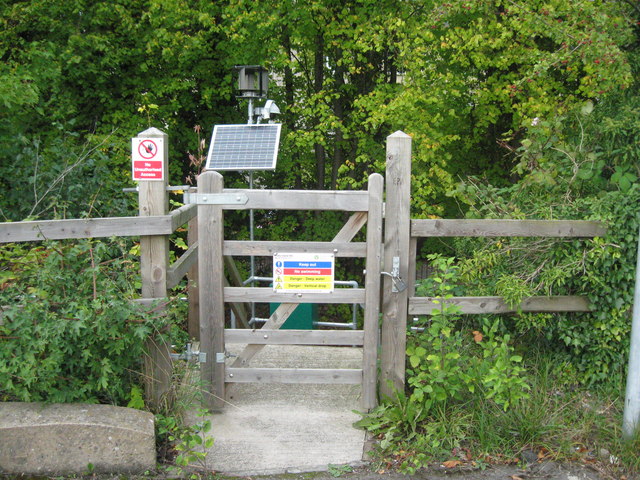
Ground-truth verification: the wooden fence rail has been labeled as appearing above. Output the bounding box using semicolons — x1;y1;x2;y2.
408;219;605;317
0;204;197;244
411;218;606;238
220;189;369;211
0;127;609;410
0;216;173;243
409;295;592;315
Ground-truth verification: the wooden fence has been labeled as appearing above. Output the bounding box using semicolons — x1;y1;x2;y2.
375;132;606;399
0;128;607;409
0;129;199;408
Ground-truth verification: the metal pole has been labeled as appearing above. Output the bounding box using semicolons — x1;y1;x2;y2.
249;172;256;325
623;223;640;439
248;98;254;125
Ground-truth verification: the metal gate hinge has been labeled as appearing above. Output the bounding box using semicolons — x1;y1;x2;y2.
170;343;207;363
184;192;248;205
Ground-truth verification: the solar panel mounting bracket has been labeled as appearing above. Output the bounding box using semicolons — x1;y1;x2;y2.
184;192;249;206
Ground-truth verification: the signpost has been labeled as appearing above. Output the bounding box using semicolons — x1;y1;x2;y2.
132;136;165;181
273;253;334;293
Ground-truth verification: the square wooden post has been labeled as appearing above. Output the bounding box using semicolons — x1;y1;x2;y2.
362;173;384;410
137;127;172;410
187;216;200;340
380;131;412;400
197;171;226;410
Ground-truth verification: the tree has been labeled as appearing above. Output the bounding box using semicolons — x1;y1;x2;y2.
0;0;236;220
361;0;635;216
219;0;406;191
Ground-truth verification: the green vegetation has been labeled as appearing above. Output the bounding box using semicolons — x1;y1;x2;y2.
0;239;174;404
1;0;640;475
357;253;640;475
359;354;640;476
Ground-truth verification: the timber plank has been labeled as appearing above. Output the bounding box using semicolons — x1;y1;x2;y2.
224;256;249;329
225;367;363;385
224;287;366;304
224;241;367;258
362;173;384;410
170;203;197;230
166;243;198;290
224;329;364;346
187;217;199;340
380;131;412;400
221;189;369;212
408;295;592;315
411;219;606;238
137;127;171;411
197;171;226;410
332;211;368;242
0;216;172;243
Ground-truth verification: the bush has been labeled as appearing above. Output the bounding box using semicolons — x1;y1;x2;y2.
452;181;640;385
0;238;170;405
356;255;530;472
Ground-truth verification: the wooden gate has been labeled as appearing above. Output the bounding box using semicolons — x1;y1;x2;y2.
0;128;609;412
196;172;384;411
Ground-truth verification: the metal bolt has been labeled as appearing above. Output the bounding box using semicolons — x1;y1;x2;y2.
202;196;208;202
263;334;268;339
229;373;234;378
297;293;302;298
333;248;338;253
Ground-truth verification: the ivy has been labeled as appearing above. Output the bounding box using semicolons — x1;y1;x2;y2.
453;172;640;385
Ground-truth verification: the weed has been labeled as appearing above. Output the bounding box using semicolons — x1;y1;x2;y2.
170;409;214;472
327;464;353;477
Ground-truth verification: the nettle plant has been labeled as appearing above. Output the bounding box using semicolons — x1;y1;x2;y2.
357;255;529;466
408;255;529;412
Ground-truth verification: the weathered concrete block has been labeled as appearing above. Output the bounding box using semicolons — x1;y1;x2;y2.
0;402;156;475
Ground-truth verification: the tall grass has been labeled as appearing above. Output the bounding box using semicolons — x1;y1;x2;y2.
466;356;640;476
362;354;640;476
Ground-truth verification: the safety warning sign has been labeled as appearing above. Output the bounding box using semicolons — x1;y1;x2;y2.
273;253;334;293
132;137;165;181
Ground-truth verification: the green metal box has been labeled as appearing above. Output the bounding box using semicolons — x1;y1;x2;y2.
269;303;318;330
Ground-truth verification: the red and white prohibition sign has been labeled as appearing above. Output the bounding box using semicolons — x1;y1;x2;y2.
132;136;165;181
138;139;158;159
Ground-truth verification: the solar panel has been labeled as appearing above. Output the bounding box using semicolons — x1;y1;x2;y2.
205;124;281;171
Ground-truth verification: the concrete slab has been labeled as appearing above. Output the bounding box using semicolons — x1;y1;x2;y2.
0;402;155;476
196;345;367;475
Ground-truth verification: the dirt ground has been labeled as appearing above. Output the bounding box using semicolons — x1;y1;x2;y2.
0;459;626;480
303;463;613;480
235;461;623;480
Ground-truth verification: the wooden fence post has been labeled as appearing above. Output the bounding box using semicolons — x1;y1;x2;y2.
137;127;172;409
380;131;412;400
362;173;384;410
187;216;200;340
197;171;225;410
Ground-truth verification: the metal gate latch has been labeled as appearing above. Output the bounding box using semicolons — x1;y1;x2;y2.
170;343;207;363
381;256;407;293
216;351;237;363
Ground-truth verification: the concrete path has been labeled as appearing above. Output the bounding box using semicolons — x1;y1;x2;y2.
196;344;367;475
